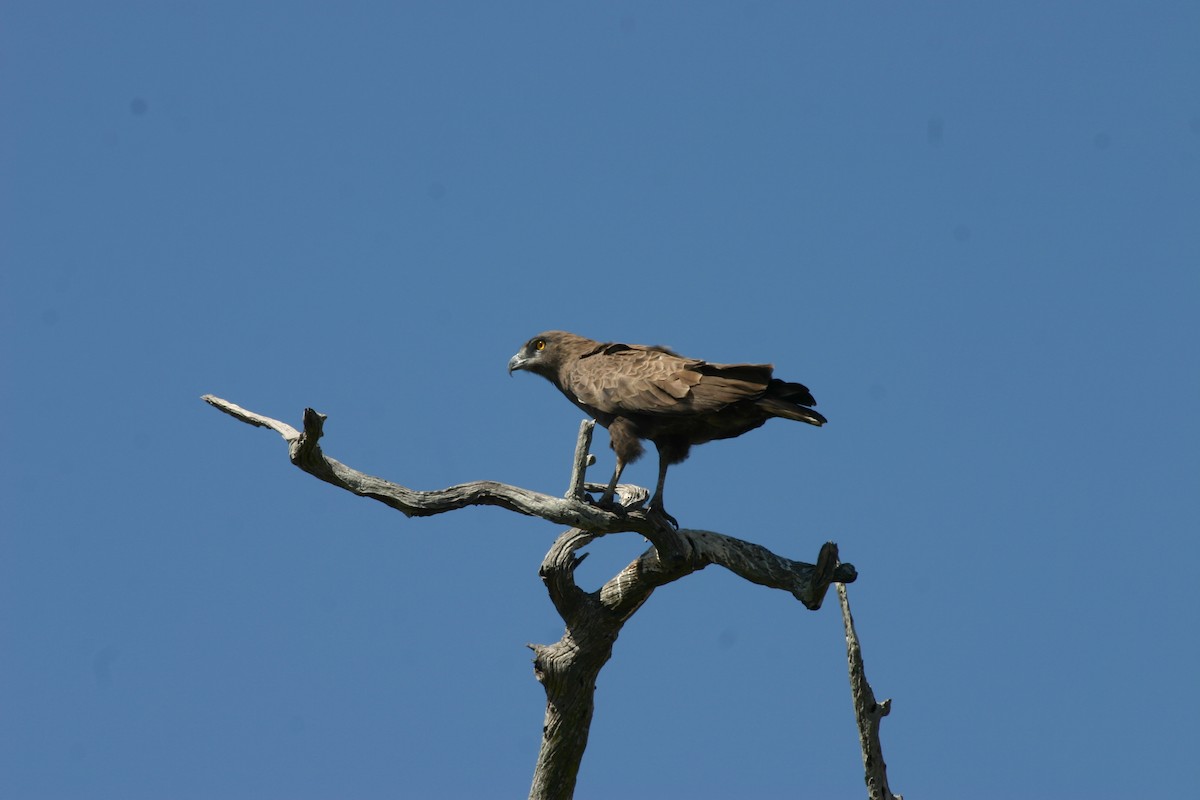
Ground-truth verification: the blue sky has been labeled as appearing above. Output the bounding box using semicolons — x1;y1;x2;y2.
2;3;1198;798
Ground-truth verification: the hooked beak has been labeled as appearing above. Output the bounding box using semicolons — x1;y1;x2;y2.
507;353;528;376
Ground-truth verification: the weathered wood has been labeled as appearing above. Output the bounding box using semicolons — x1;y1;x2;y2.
202;395;861;800
202;395;682;554
528;529;850;799
565;420;596;500
839;582;902;800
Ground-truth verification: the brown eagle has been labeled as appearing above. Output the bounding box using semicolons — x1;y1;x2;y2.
507;330;825;526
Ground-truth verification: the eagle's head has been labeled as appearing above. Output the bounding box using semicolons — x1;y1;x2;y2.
507;331;578;379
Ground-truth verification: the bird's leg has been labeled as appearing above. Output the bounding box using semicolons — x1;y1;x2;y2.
598;419;642;511
597;456;625;508
647;453;679;530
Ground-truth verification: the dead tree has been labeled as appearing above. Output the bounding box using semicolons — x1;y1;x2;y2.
202;395;898;799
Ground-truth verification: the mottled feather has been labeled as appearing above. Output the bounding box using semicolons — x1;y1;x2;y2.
508;330;825;524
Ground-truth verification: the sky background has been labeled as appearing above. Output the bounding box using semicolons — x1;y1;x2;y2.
2;3;1198;799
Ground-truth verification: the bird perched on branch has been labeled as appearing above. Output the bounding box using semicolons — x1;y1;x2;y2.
507;330;825;527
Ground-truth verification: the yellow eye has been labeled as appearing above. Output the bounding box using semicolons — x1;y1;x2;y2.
535;339;545;351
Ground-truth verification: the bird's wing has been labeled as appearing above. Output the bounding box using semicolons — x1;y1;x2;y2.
567;345;770;416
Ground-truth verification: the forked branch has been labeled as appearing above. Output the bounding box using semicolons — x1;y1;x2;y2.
202;394;861;800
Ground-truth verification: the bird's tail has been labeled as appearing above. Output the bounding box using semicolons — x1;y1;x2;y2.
758;380;827;426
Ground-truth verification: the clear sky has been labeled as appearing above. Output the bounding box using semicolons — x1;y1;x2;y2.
2;3;1198;799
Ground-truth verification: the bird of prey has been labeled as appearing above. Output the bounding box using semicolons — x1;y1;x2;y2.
507;330;825;526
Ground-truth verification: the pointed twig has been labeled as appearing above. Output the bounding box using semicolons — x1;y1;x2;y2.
565;420;596;500
839;582;901;800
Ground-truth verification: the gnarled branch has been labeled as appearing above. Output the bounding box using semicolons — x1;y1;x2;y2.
528;528;851;800
202;394;684;556
840;583;901;800
202;394;860;800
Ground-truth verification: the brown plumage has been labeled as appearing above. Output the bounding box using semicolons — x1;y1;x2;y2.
507;330;826;525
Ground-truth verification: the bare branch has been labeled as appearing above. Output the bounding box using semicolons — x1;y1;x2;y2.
529;528;852;800
565;420;596;500
203;394;676;547
203;394;862;800
839;582;901;800
202;394;300;439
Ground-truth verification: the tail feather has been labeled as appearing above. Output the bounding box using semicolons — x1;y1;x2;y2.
758;379;827;426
